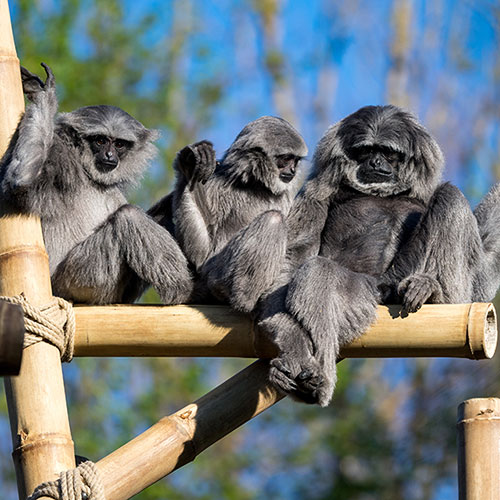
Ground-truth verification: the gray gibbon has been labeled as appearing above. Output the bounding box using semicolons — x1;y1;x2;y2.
0;63;192;304
149;116;308;313
257;105;500;406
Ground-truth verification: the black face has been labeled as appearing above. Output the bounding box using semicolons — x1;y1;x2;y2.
348;145;404;184
87;135;133;172
275;154;300;183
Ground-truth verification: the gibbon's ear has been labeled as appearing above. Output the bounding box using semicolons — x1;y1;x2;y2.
138;128;160;144
403;115;444;203
306;122;346;201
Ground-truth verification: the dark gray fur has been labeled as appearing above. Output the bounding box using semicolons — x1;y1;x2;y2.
256;104;491;407
149;116;308;312
0;63;192;304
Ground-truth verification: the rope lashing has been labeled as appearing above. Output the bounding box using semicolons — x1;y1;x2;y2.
27;460;105;500
0;293;75;362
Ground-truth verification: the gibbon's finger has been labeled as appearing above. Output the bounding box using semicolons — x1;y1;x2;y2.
40;62;55;88
20;66;42;83
198;144;216;184
270;366;298;393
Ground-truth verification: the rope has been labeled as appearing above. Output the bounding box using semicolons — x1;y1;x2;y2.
0;293;75;362
27;460;105;500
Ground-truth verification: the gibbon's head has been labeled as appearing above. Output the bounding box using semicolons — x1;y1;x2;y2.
312;105;444;202
220;116;308;196
57;105;160;188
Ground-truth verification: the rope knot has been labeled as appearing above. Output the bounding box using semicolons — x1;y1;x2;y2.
27;460;105;500
0;293;75;362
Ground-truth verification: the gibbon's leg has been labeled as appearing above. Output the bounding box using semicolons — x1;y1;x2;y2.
202;210;288;313
52;205;192;304
257;257;378;407
256;284;327;405
284;256;379;406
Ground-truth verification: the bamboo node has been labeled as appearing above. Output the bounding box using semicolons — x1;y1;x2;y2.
177;404;198;420
0;293;75;362
26;460;105;500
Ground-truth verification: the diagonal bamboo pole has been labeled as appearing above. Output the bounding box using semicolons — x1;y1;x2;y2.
95;360;282;500
0;1;75;498
457;398;500;499
72;302;497;360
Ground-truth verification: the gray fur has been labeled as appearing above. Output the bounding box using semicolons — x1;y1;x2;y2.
0;63;192;304
257;105;460;407
149;116;307;312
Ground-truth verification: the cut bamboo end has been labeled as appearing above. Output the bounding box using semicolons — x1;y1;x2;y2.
457;398;500;499
466;303;497;359
73;302;498;360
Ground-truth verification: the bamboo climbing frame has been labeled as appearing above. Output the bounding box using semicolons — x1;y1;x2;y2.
0;1;499;499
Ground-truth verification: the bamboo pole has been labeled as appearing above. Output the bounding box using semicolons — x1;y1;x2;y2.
73;302;497;360
95;360;282;500
457;398;500;500
0;1;75;498
0;301;24;376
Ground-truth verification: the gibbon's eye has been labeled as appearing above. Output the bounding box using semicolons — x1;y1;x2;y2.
114;139;132;150
91;136;108;147
380;147;404;165
350;146;372;162
277;154;298;169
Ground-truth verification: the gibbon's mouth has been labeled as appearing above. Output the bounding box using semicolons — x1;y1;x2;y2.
97;161;119;172
357;170;393;184
279;172;295;183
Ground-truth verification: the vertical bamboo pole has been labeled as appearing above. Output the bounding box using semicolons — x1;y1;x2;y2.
0;1;76;498
457;398;500;500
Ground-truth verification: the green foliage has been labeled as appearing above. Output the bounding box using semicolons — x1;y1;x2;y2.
12;0;224;203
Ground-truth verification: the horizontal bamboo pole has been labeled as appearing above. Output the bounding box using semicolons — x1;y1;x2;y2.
73;302;497;360
95;360;282;500
457;398;500;499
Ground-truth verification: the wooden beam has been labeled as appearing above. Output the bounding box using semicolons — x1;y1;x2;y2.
73;302;497;360
458;398;500;499
0;1;75;498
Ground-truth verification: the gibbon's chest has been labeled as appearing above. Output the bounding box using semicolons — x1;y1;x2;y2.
209;188;288;252
43;187;126;273
320;195;424;276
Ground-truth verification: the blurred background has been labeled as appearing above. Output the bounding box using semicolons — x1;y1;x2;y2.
2;0;500;498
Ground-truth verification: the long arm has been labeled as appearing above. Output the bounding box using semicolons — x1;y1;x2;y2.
384;183;483;311
170;141;217;270
285;172;333;272
473;182;500;300
0;64;58;193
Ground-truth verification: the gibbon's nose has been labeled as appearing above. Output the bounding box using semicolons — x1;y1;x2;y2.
370;157;392;175
106;151;114;159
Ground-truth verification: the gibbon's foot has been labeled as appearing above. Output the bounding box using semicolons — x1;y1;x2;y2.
269;354;333;406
